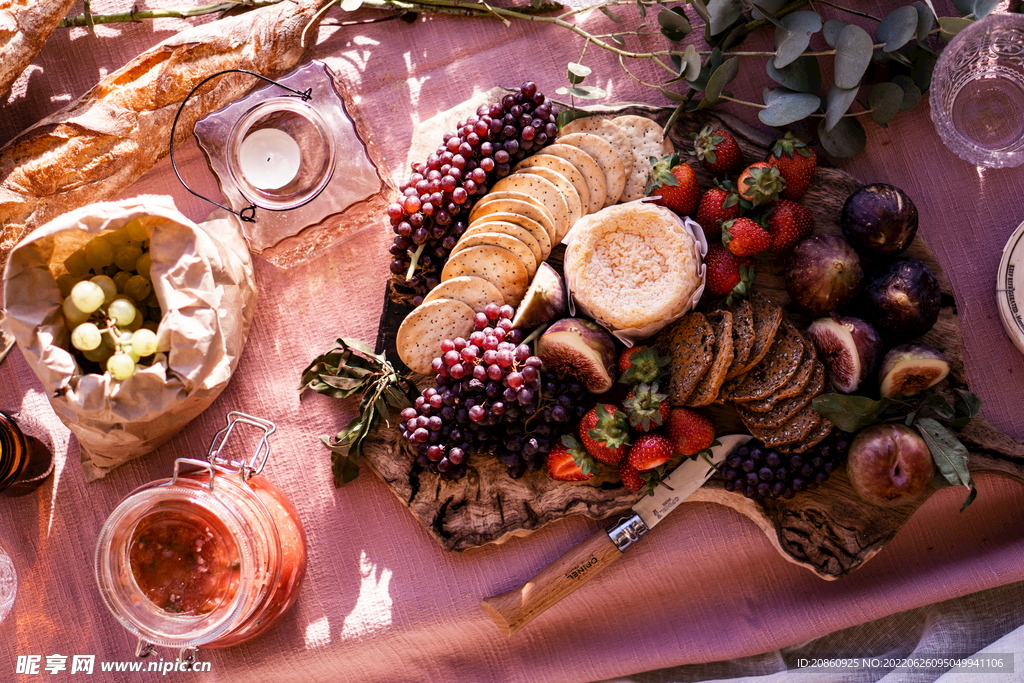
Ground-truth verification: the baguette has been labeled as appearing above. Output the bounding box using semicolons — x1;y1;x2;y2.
0;0;79;98
0;0;329;272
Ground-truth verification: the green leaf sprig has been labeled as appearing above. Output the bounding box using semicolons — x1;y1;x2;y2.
300;338;419;487
812;388;982;510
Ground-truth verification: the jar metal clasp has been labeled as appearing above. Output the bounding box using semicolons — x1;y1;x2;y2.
160;411;276;493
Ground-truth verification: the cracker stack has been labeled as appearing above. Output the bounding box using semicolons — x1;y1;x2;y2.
658;292;834;453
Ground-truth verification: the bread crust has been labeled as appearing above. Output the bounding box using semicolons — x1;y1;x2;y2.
0;0;327;271
0;0;79;98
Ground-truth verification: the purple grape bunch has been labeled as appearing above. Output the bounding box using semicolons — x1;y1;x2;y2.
399;304;592;480
719;433;851;500
387;82;559;304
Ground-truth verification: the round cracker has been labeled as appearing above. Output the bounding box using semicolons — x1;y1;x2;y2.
452;232;538;278
557;117;634;184
470;212;551;259
513;154;591;218
611;114;675;202
440;245;530;306
461;219;546;262
421;276;505;313
396;299;475;375
540;143;608;213
482;181;569;244
557;132;626;206
470;193;557;240
511;166;582;240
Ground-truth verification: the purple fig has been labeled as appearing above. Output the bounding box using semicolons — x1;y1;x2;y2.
807;315;883;393
847;423;934;508
878;343;950;398
785;235;863;316
537;318;618;394
511;263;567;330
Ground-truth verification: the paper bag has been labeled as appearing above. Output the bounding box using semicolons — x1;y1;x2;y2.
3;197;257;481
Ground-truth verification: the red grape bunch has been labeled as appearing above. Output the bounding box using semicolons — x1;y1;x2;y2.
399;304;592;480
387;82;559;304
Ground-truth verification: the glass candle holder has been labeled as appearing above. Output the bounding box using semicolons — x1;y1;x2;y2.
930;13;1024;168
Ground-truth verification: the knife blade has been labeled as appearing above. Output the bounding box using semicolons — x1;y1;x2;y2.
481;434;752;636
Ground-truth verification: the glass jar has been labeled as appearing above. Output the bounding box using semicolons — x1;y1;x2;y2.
0;411;54;497
94;413;307;658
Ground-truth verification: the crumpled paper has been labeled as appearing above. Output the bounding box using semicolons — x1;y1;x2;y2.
562;199;708;346
3;196;257;481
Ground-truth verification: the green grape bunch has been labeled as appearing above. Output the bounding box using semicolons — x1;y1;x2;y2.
57;218;165;380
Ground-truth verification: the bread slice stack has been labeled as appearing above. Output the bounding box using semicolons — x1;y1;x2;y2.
658;291;834;454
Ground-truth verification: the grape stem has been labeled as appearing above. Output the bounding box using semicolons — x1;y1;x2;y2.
405;243;426;282
520;323;547;351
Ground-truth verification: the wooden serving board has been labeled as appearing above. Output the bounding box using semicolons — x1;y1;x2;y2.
365;96;1024;578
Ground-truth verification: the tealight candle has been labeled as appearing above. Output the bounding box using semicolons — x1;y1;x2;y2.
237;128;302;190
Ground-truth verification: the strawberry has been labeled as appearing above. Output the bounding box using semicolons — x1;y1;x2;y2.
645;153;700;217
618;346;670;386
765;199;814;254
665;408;716;456
619;460;645;493
628;433;673;471
694;180;741;239
623;383;671;432
579;404;631;465
737;162;786;207
547;435;595;482
704;242;754;306
722;217;771;257
767;132;816;201
691;125;744;176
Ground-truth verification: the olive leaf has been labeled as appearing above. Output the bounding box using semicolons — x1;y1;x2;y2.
915;417;976;510
868;81;904;124
892;74;923;110
817;115;867;157
834;23;874;89
876;5;919;53
824;83;860;132
758;90;820;126
707;0;743;35
823;19;846;48
766;55;821;93
773;11;822;69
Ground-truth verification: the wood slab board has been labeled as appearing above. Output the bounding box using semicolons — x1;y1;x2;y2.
366;94;1024;579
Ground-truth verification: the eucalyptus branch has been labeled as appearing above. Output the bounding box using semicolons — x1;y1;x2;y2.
59;1;284;27
812;0;882;22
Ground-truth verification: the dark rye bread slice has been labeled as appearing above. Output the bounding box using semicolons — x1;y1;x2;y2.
747;402;822;448
724;298;754;380
721;318;804;403
741;331;818;416
744;360;826;420
660;312;715;405
729;292;783;377
686;310;734;407
776;418;835;454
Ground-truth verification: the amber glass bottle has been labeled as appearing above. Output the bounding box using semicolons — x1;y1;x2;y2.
0;412;54;496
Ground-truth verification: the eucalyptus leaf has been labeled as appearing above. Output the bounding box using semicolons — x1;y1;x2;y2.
704;56;740;104
556;108;590;129
773;11;822;69
600;5;622;21
683;44;702;80
877;6;918;52
637;0;647;19
766;55;821;93
912;2;934;42
834;24;874;90
340;0;363;10
892;74;923;110
612;35;625;46
824;83;860;132
567;61;592;85
916;417;973;491
868;81;904;124
910;47;938;91
973;0;1002;19
758;91;819;126
659;86;691;102
811;393;886;433
952;0;973;13
750;0;786;27
823;19;846;48
763;86;785;105
817;116;867;157
689;0;710;23
556;85;608;99
659;7;692;41
707;0;743;35
939;17;974;41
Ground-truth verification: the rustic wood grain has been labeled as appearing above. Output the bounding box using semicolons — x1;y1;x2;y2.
365;95;1024;576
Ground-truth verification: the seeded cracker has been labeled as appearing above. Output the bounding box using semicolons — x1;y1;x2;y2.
470;208;554;256
541;144;608;213
746;403;823;448
440;245;530;307
557;132;627;206
513;155;592;217
461;220;544;263
421;276;505;314
745;330;818;414
469;193;558;243
397;299;475;375
537;144;608;213
685;309;734;407
611;115;674;202
745;359;826;417
511;166;583;236
451;232;538;279
490;175;570;242
557;117;635;183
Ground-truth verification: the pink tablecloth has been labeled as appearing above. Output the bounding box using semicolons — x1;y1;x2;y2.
3;1;1024;681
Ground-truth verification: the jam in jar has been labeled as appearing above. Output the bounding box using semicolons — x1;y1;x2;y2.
95;413;306;655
